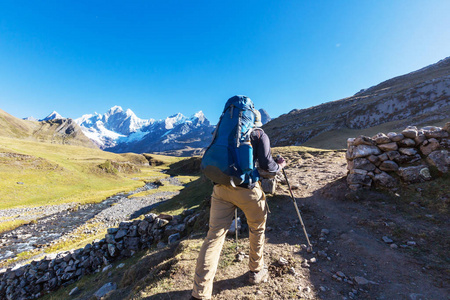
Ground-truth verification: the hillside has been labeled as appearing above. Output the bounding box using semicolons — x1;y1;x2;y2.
264;57;450;149
0;136;150;211
0;109;97;148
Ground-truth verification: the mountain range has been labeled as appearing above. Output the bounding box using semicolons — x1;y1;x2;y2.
73;107;213;155
24;106;266;156
2;57;449;154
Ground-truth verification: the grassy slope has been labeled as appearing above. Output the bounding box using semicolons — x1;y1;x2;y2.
303;118;450;150
0;136;147;209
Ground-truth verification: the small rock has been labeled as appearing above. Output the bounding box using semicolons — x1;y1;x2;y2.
157;241;167;249
301;262;310;268
279;257;288;266
94;282;117;299
407;241;417;246
354;276;369;285
382;236;393;244
168;233;181;245
289;267;297;275
69;287;79;296
116;263;125;269
409;293;426;300
102;265;113;273
321;229;330;235
390;243;398;249
309;257;317;264
336;271;346;278
319;286;327;292
235;252;245;262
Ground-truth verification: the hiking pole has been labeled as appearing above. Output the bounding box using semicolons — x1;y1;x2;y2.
235;208;239;250
281;167;313;252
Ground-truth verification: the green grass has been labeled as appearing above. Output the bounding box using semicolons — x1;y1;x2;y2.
0;137;147;209
0;219;29;234
153;176;213;216
302;118;450;150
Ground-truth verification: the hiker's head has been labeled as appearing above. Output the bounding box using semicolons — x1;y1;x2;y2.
254;109;262;128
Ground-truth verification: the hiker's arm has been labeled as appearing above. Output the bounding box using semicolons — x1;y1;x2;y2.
255;132;280;173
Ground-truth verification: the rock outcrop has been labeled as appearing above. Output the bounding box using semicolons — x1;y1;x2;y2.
346;123;450;190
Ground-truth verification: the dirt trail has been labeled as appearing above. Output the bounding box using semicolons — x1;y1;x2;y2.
190;149;448;299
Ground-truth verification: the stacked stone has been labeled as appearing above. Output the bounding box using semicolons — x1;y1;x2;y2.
346;123;450;190
0;210;199;300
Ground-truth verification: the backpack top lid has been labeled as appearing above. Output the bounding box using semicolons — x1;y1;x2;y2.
223;95;255;113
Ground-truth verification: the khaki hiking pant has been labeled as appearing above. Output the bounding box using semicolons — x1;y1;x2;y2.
192;182;267;300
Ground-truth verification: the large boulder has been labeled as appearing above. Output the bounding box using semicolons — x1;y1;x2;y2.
379;160;399;172
387;132;404;142
399;148;418;156
397;166;432;183
373;133;391;144
347;172;372;187
402;126;418;138
373;172;398;188
420;138;440;156
444;122;450;133
354;136;375;146
423;126;449;139
349;145;382;159
398;138;416;147
348;158;376;171
378;142;398;152
426;150;449;173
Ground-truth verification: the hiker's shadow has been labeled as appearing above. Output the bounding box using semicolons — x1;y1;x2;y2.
141;289;190;300
143;273;248;300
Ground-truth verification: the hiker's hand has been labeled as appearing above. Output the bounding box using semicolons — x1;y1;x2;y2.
275;156;286;169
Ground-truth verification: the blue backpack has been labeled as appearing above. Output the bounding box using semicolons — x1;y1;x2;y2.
201;95;260;187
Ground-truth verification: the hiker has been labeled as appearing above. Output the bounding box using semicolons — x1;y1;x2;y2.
191;96;286;300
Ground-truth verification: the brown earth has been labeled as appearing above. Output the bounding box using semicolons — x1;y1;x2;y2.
44;148;449;300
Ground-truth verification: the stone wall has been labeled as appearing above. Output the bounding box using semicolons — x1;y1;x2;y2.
346;123;450;190
0;210;200;300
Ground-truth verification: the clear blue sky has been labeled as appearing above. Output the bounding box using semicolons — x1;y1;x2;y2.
1;1;449;123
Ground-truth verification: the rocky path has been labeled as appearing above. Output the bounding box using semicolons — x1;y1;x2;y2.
263;149;449;299
0;177;182;264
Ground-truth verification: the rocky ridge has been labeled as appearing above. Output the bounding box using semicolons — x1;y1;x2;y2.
264;57;450;148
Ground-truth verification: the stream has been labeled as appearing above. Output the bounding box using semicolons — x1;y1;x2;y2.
0;177;182;263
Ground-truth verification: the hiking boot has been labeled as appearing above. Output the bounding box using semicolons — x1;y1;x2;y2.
249;266;269;284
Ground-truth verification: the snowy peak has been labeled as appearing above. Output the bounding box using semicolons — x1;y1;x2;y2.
40;111;64;121
165;113;186;130
74;106;213;153
105;105;123;117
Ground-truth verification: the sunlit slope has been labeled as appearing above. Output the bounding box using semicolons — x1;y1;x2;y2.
0;108;97;148
0;137;148;209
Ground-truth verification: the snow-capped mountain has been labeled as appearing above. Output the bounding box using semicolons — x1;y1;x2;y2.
31;105;270;155
40;111;64;121
74;106;215;154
